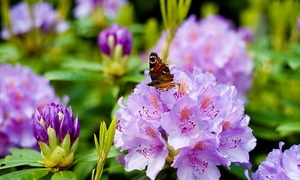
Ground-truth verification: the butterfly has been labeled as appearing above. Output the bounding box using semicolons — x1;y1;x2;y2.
147;52;177;91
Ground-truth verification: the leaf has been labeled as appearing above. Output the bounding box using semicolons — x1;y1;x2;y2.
45;70;103;81
51;171;76;180
228;164;248;179
122;74;145;83
276;122;300;137
0;44;22;63
75;150;97;162
0;168;50;180
107;146;124;158
0;149;43;170
250;125;281;140
61;58;103;71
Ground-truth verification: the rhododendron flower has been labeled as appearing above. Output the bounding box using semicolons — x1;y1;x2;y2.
74;0;127;19
152;15;253;101
251;142;300;180
1;2;68;39
0;64;63;157
114;64;256;180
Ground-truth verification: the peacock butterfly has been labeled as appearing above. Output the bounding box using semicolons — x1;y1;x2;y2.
147;52;177;91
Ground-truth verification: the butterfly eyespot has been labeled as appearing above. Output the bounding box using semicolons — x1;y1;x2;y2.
163;67;170;73
149;57;156;64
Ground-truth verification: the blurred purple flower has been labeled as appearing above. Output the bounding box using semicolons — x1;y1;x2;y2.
0;64;63;157
32;103;80;168
152;15;253;101
252;142;300;180
237;27;254;43
1;2;68;39
98;24;132;56
114;64;256;180
74;0;127;19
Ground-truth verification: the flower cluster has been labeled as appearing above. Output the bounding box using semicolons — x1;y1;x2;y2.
251;142;300;180
32;103;80;169
1;2;68;39
0;64;62;157
152;15;253;101
74;0;128;19
98;24;132;76
114;65;256;179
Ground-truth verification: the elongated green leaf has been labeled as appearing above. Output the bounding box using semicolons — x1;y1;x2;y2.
51;171;76;180
277;122;300;137
122;74;145;83
45;70;103;81
61;59;103;71
160;0;168;29
0;149;43;170
0;168;50;180
251;125;281;140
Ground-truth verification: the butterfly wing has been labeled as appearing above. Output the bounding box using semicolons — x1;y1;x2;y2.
147;52;176;90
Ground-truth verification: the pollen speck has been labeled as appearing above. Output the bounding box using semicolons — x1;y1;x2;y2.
150;93;160;110
180;106;192;121
222;121;231;131
200;95;211;110
145;126;157;138
192;141;206;151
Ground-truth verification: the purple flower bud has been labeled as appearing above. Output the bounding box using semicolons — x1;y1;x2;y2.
32;103;80;145
98;24;132;56
71;116;80;144
32;111;48;144
59;108;74;141
32;103;80;168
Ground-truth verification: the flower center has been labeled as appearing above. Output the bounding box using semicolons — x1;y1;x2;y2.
149;93;160;110
220;137;241;150
189;155;208;173
139;106;161;121
179;106;196;133
145;126;157;138
222;121;231;131
136;144;162;158
192;141;206;151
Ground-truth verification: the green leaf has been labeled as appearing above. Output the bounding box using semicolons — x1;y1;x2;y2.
0;168;50;180
276;122;300;137
0;149;43;170
0;44;22;63
75;150;98;162
107;146;124;158
45;70;103;81
228;164;248;179
61;59;103;71
51;171;76;180
251;125;281;140
122;74;145;83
